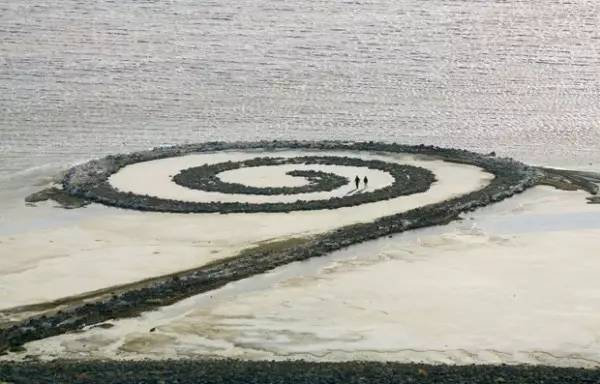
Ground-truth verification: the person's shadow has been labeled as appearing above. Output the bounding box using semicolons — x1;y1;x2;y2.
345;185;368;196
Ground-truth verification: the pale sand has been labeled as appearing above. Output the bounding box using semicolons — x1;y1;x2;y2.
0;151;490;310
15;186;600;367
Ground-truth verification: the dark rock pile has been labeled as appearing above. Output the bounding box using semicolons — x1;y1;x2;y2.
24;187;89;209
3;359;600;383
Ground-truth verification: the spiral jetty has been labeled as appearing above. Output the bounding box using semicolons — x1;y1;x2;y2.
6;141;600;354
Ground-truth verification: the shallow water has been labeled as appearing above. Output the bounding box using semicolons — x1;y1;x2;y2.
2;0;600;180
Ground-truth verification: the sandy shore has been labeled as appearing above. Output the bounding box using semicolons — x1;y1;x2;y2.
14;186;600;367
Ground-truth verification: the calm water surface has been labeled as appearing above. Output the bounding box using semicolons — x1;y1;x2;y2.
2;0;600;179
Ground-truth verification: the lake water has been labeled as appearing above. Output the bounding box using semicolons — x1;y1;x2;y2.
2;0;600;180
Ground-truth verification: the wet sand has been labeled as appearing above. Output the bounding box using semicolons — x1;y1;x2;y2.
14;186;600;367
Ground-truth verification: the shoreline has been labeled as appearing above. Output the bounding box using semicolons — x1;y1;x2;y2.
2;141;598;356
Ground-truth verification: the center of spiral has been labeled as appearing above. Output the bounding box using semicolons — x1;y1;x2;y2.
172;157;352;195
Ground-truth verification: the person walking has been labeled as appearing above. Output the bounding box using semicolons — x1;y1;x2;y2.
354;175;360;189
363;176;368;188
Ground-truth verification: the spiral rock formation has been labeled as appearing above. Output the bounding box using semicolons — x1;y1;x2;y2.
3;141;551;353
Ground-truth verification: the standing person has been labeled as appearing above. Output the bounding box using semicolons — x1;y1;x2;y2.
354;175;360;189
363;176;368;188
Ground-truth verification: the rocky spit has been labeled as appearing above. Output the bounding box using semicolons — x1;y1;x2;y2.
5;141;600;381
